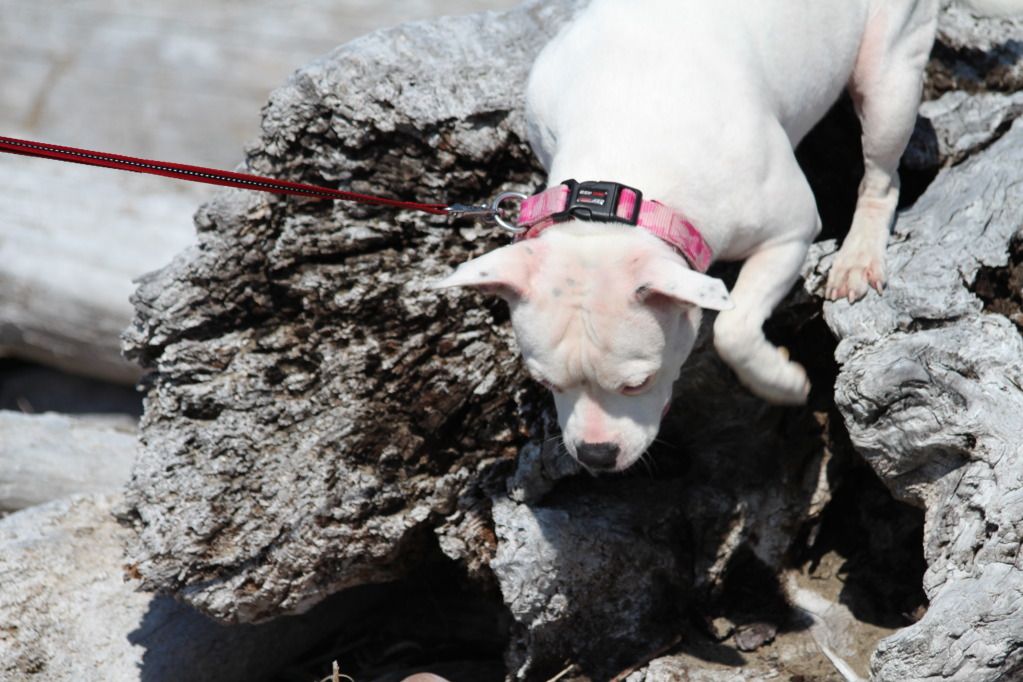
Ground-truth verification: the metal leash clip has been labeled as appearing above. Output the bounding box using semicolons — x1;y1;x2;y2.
446;191;528;234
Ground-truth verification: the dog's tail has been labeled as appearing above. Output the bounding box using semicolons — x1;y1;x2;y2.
955;0;1023;17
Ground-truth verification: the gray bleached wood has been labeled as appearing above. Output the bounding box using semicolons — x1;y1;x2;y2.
930;3;1023;94
804;119;1023;681
0;160;200;384
904;90;1023;170
0;494;361;682
0;410;136;511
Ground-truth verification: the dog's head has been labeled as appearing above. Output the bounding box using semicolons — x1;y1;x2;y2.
436;224;731;472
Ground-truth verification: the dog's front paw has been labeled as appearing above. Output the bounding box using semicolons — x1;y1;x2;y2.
825;239;886;302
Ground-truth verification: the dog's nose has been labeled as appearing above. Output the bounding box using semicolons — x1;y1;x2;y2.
575;441;620;470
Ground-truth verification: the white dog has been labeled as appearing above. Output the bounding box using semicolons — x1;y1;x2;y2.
438;0;1018;472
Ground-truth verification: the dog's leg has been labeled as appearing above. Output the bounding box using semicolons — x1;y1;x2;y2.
714;152;820;405
826;1;939;301
714;239;814;404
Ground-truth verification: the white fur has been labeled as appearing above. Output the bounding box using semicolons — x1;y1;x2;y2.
438;0;1022;471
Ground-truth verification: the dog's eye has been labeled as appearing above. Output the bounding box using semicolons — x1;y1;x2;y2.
621;375;654;396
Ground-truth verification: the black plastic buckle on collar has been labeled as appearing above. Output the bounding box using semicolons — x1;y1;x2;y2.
550;179;643;225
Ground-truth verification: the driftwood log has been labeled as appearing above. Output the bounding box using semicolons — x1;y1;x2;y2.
117;1;1023;680
0;160;199;384
804;116;1023;681
122;0;584;624
0;494;372;682
0;411;136;512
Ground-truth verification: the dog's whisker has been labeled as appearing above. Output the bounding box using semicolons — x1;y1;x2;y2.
648;448;666;476
652;437;678;450
633;449;654;478
642;457;654;478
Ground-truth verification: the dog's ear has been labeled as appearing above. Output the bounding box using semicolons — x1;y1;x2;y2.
431;242;538;300
635;257;733;311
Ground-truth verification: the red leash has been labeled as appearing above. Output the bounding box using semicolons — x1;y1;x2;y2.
0;134;465;216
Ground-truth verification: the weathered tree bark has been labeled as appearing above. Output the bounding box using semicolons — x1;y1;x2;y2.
119;1;1023;680
0;411;136;511
0;160;199;384
929;3;1023;96
905;90;1023;170
122;0;588;624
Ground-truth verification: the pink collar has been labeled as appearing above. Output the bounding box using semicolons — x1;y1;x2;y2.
515;180;712;272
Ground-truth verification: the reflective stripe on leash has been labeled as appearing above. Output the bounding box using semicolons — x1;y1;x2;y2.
0;134;482;218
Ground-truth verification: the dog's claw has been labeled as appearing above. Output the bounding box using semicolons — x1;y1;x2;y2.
825;246;886;303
